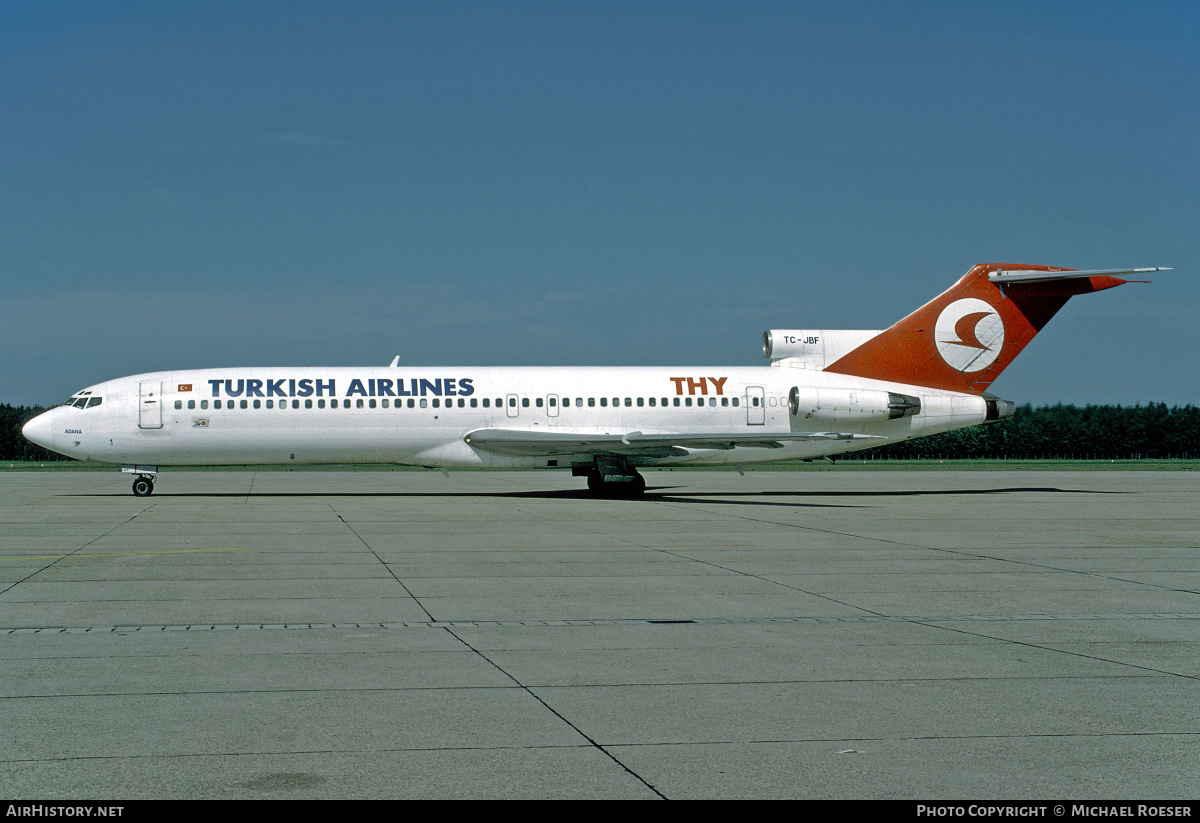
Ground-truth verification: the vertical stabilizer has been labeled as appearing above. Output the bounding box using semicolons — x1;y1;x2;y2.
823;264;1138;394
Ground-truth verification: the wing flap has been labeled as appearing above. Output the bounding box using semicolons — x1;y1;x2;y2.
463;428;882;457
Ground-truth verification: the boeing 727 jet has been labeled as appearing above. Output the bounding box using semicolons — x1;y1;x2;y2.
21;264;1167;496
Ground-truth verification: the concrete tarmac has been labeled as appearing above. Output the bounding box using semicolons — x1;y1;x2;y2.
1;468;1198;799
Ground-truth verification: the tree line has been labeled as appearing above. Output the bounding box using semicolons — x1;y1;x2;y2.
1;405;62;461
2;401;1198;463
847;403;1200;460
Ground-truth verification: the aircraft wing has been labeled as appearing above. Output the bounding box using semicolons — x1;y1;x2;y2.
462;428;882;458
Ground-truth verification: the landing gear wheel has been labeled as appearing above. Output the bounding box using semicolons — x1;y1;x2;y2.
630;472;646;496
132;476;154;497
586;470;603;494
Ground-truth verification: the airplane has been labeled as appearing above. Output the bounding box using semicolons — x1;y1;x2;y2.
21;263;1168;498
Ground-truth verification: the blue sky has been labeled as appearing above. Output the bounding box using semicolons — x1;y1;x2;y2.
3;1;1196;406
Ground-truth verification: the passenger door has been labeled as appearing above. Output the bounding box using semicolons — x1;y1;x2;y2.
138;381;163;429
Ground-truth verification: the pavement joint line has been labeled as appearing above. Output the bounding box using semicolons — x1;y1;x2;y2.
6;730;1200;767
328;503;436;622
0;504;155;597
443;625;668;799
3;613;1198;634
647;493;1200;597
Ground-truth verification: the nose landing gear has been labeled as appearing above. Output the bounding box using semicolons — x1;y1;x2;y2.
122;465;159;497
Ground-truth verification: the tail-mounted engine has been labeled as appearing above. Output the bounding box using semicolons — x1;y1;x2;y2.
788;386;922;422
763;330;883;370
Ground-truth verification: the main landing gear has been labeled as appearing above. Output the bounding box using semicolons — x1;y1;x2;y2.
573;455;647;498
122;465;158;497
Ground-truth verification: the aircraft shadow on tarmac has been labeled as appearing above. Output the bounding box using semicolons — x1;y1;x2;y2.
69;485;1118;509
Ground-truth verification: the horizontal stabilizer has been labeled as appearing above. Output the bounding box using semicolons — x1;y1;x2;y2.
463;428;881;458
989;267;1170;285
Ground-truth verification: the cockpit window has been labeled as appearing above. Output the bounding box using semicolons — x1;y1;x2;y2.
63;393;103;408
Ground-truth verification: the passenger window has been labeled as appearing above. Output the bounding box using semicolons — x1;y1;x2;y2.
752;397;760;406
535;397;543;408
636;397;643;407
253;400;261;409
709;398;716;407
293;400;300;409
648;397;656;407
369;399;376;409
548;397;556;407
201;400;209;409
318;399;325;408
624;398;632;407
732;397;739;407
458;398;465;408
522;398;529;408
508;397;516;407
588;398;595;407
420;399;428;408
685;397;692;407
600;397;607;407
721;397;728;407
470;398;477;408
673;398;680;407
214;400;222;409
407;399;415;408
266;400;273;409
174;400;182;410
358;399;366;409
483;398;490;408
432;399;440;408
576;398;583;407
381;399;389;408
188;400;195;410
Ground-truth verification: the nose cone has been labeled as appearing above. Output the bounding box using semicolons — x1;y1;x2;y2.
21;410;56;450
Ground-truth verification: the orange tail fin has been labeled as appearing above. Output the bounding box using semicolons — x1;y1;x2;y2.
823;264;1134;394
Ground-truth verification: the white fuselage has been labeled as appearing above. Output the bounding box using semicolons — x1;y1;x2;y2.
27;365;990;470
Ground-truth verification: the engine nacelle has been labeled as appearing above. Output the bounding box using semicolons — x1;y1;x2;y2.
788;386;922;422
983;394;1016;423
763;329;882;369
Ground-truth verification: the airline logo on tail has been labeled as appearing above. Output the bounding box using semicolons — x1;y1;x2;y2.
934;298;1004;373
